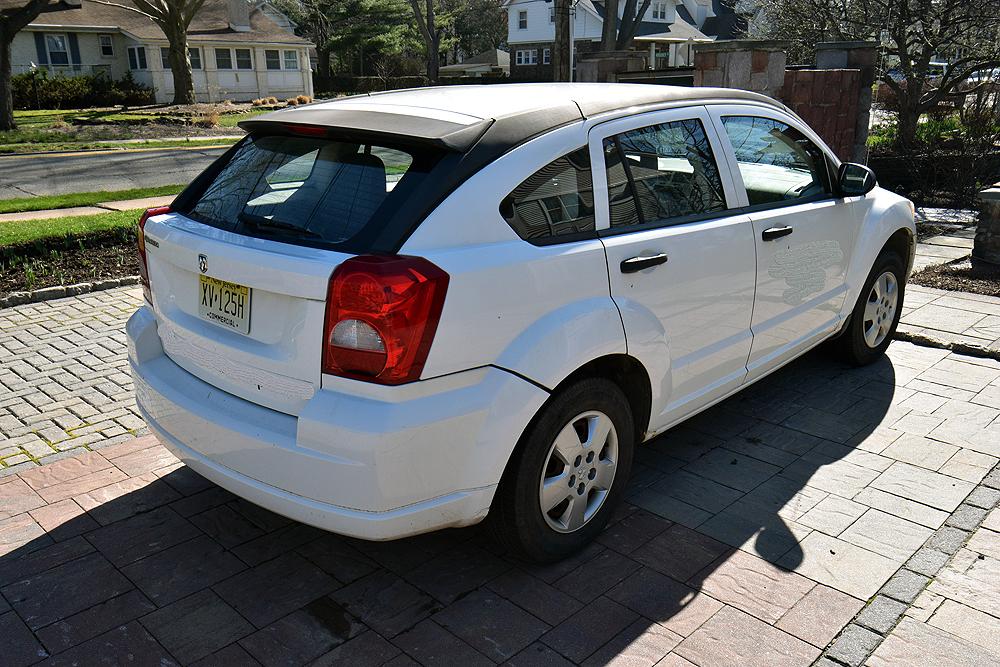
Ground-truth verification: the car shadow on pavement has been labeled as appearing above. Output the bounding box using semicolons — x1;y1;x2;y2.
0;347;898;665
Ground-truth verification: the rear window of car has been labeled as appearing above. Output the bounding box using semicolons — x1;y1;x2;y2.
178;133;443;248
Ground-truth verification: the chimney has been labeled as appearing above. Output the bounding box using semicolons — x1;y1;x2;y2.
228;0;251;32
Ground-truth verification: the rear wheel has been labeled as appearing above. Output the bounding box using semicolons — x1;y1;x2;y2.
836;250;905;365
489;378;635;562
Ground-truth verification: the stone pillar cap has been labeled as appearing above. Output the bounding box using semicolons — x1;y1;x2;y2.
694;39;790;53
816;41;877;50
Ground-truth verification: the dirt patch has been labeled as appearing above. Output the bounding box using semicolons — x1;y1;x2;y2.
910;261;1000;297
1;230;138;297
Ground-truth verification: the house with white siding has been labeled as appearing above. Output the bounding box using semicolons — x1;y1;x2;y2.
9;0;313;103
505;0;744;80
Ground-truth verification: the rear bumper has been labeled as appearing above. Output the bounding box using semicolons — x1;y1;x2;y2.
127;307;549;540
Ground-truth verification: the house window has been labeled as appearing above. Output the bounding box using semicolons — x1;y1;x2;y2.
215;48;233;69
189;47;202;69
265;49;281;70
653;2;668;20
127;46;147;70
99;34;114;57
160;47;170;69
283;50;298;70
549;7;554;23
235;48;252;70
518;10;527;29
45;34;69;65
515;49;538;66
543;48;551;64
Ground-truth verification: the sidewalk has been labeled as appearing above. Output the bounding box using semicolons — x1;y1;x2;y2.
0;196;176;224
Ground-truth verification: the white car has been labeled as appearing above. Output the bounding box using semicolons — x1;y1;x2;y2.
128;83;915;561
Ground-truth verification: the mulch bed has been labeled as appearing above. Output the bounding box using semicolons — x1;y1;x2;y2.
910;260;1000;297
1;229;138;297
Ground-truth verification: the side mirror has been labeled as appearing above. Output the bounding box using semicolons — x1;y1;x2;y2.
838;162;877;197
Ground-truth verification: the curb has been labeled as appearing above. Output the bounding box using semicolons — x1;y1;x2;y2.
0;276;139;309
894;329;1000;362
0;143;235;158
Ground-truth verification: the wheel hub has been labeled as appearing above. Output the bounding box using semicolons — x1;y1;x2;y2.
862;270;898;349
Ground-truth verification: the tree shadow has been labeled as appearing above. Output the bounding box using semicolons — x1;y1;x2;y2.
0;347;899;665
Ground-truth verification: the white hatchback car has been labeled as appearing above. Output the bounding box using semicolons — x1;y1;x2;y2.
128;83;915;561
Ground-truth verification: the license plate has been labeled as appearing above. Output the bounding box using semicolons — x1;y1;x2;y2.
198;274;251;335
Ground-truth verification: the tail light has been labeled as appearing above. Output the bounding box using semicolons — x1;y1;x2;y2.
323;255;449;385
137;206;170;304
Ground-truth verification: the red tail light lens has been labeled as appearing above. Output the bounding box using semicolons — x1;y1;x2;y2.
137;206;171;304
323;255;449;385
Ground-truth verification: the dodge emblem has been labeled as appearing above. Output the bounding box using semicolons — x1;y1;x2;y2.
198;254;208;274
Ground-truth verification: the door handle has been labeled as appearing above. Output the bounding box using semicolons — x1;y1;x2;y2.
620;253;668;273
761;226;793;241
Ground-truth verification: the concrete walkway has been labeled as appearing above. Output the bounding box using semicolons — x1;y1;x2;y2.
0;196;176;224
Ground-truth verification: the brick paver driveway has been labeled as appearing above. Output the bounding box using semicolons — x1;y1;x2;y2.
2;290;1000;665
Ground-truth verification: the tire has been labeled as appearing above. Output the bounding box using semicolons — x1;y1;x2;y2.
836;250;905;365
488;377;635;562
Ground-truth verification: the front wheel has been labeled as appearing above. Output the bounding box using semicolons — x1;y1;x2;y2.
488;378;635;562
836;250;905;365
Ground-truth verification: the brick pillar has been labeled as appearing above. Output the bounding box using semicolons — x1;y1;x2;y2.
815;41;877;163
693;39;788;99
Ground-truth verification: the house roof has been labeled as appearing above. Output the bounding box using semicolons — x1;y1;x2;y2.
440;48;510;71
24;0;311;46
593;2;710;42
701;0;745;40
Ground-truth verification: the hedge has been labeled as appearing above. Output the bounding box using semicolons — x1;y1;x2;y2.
12;69;154;110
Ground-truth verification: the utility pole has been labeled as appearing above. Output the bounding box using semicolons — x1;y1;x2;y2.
552;0;571;81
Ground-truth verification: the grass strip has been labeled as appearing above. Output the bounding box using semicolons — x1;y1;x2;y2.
0;136;239;155
0;208;142;247
0;185;183;214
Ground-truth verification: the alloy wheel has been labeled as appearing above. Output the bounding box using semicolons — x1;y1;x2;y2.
863;270;899;348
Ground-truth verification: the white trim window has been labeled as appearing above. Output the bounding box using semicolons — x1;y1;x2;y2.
98;34;114;57
189;47;202;70
543;48;551;64
515;49;538;66
127;45;148;70
215;47;233;69
283;50;298;70
265;49;281;70
652;2;669;20
235;48;253;70
549;7;554;23
45;34;70;65
518;10;527;29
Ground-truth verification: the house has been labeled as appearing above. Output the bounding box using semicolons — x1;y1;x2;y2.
505;0;745;81
439;49;511;78
9;0;313;103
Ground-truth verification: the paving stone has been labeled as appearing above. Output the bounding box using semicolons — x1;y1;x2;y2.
39;620;179;667
825;623;882;667
0;477;44;520
231;522;322;567
393;619;493;666
86;505;200;567
649;469;745;514
0;535;93;588
929;525;973;553
962;484;1000;511
606;568;723;638
926;599;1000;657
696;503;810;565
141;588;254;664
674;605;819;667
433;589;549;661
121;534;245;606
852;487;949;529
189;504;265;548
190;643;262;667
35;590;155;654
880;433;960;470
797;494;867;535
881;569;930;604
309;630;402;667
966;525;1000;558
696;549;814;623
871;461;975;512
0;610;48;667
595;508;672;554
632;523;730;584
580;618;681;667
626;486;713;528
168;486;234;518
0;512;47;556
1;550;132;630
27;498;97;542
239;597;364;667
782;457;879;497
554;547;640;603
486;569;583;626
774;584;864;649
74;474;181;526
868;617;998;667
839;509;933;562
332;570;439;638
779;532;900;599
505;641;577;667
540;596;638;663
855;595;907;634
681;448;780;493
905;547;952;577
404;541;509;604
296;534;378;585
214;552;338;629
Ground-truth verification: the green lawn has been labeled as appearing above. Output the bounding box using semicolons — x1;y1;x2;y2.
218;108;270;128
0;184;184;214
0;208;142;247
0;136;239;155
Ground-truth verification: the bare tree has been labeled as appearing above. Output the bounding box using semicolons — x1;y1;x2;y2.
600;0;652;51
408;0;442;82
552;0;569;81
95;0;207;105
0;0;76;131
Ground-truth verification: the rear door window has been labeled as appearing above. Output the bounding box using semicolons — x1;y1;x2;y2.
181;134;437;248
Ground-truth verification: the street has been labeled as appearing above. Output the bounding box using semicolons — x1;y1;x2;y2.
0;146;230;199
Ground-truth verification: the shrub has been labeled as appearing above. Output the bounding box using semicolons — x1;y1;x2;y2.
192;110;220;127
266;96;278;105
285;98;299;106
11;69;154;109
296;95;312;105
251;98;265;106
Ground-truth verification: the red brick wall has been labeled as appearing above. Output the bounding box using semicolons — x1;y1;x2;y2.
781;68;861;161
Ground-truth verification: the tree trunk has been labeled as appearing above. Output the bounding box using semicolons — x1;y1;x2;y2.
316;46;332;81
164;26;194;105
896;102;920;150
553;0;570;82
973;191;1000;272
427;36;440;83
601;0;618;52
0;32;14;131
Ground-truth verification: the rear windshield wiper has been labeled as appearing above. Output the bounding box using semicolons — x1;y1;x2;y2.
238;212;324;240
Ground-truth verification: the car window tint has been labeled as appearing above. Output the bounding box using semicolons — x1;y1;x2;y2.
184;135;431;247
721;116;830;207
604;119;728;229
500;147;596;242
